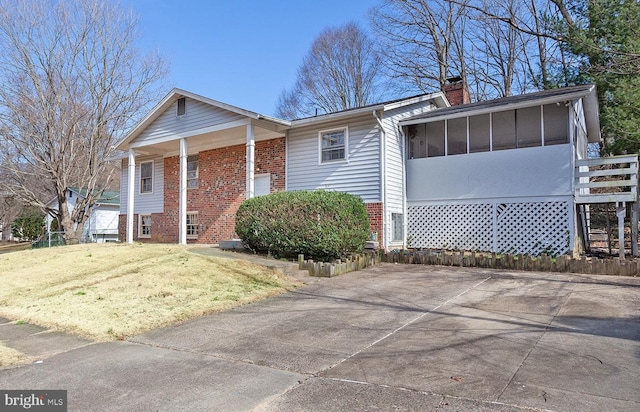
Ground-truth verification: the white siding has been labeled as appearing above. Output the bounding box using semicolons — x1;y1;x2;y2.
381;100;438;244
120;155;165;214
83;205;119;242
407;144;572;202
287;114;381;202
136;97;246;145
383;102;437;207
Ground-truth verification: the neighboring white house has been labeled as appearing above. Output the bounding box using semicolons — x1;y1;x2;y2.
47;188;120;243
115;83;624;256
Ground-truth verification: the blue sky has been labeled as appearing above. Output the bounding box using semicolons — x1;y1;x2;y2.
123;0;379;117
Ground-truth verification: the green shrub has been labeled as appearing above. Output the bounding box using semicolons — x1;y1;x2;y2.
12;206;45;241
235;190;371;261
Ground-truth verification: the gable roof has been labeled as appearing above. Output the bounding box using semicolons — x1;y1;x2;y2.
400;84;600;142
115;88;292;151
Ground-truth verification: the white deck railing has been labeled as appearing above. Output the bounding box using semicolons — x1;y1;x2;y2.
575;154;639;204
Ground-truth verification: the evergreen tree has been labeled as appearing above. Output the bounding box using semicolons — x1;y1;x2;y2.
11;207;44;241
556;0;640;154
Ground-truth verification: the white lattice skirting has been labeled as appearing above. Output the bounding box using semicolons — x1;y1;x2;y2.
408;200;572;256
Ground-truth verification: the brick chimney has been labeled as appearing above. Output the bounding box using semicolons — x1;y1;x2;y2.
442;76;470;106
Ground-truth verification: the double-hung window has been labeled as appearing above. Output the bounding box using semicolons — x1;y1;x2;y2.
320;128;347;163
140;161;153;193
186;212;198;239
139;215;151;238
187;155;198;189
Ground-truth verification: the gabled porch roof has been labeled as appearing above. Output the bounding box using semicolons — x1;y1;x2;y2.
115;88;292;156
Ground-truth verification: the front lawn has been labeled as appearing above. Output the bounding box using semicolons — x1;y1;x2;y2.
0;243;299;343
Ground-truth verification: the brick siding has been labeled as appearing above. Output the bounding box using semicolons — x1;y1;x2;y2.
119;136;386;247
365;202;384;246
121;137;286;244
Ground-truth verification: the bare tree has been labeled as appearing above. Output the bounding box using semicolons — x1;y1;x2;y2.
0;192;22;241
468;0;536;98
464;0;573;89
0;0;166;244
371;0;470;96
371;0;566;101
276;22;383;119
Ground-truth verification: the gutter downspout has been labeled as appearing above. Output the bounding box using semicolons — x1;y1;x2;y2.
373;110;386;250
398;124;407;250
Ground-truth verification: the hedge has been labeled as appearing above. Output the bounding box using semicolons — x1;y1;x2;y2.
235;190;371;261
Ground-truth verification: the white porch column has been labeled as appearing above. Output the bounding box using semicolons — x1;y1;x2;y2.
179;138;188;245
246;123;255;199
126;149;136;244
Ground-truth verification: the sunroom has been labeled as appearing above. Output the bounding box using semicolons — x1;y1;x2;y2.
399;84;601;256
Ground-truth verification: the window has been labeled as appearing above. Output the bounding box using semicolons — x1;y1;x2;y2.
469;114;491;153
543;103;569;145
407;102;570;158
320;128;347;163
516;106;542;148
447;117;467;155
425;121;445;157
186;212;198;239
492;110;516;150
392;213;404;242
140;161;153;193
187;155;198;189
139;215;151;238
407;121;445;158
408;124;427;159
177;97;186;116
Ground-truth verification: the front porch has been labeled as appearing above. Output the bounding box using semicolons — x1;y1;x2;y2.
118;90;290;244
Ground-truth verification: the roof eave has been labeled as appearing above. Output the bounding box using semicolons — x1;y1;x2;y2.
383;92;449;111
290;93;448;127
399;85;599;128
290;104;386;127
115;88;179;151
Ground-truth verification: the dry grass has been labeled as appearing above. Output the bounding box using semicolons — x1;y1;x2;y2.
0;343;29;367
0;243;299;342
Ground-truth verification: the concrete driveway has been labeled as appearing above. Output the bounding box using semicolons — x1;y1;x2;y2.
1;262;639;411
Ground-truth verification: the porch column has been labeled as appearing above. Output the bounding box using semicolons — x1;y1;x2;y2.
126;149;136;244
179;138;188;245
246;123;255;199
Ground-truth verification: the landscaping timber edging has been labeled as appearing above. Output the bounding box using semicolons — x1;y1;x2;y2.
298;252;380;277
381;248;640;276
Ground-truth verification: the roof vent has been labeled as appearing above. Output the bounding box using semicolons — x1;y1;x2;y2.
177;97;186;117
